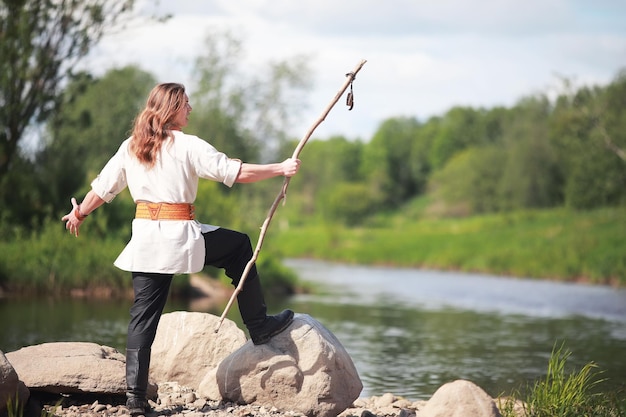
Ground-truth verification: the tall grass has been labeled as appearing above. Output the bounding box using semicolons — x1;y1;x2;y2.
500;343;626;417
5;396;23;417
5;395;61;417
0;219;129;295
525;344;602;416
0;219;302;296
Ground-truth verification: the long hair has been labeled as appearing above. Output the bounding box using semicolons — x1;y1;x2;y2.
129;83;186;167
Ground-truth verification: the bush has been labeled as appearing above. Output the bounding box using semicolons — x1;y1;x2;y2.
0;219;129;295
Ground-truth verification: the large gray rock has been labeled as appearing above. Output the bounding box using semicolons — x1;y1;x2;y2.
419;379;502;417
198;313;362;417
5;342;157;399
150;311;246;389
0;350;29;413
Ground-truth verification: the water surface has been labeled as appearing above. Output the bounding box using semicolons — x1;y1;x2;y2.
1;259;625;401
283;259;626;399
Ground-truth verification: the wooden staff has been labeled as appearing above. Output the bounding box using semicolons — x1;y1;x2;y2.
215;59;367;332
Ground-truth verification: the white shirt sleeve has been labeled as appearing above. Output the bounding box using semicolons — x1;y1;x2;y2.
90;140;129;203
186;135;241;187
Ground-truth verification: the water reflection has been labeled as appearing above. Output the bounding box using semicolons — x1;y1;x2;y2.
0;297;189;352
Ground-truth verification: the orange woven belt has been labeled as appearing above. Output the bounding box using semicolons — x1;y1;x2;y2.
135;202;195;221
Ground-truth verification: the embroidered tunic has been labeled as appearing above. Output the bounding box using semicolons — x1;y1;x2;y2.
90;131;242;274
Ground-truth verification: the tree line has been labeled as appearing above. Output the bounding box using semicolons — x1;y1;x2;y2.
1;50;625;236
5;65;626;234
283;72;626;226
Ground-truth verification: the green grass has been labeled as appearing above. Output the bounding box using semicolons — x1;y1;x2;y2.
6;395;61;417
499;343;626;417
0;219;130;295
5;396;24;417
267;206;626;285
0;219;302;296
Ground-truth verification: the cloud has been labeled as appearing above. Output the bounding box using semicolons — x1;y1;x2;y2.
85;0;626;140
202;0;625;37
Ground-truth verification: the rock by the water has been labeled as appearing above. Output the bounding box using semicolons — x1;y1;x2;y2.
340;393;427;417
2;320;513;417
199;313;362;417
0;350;29;413
150;311;246;390
5;342;157;399
418;379;502;417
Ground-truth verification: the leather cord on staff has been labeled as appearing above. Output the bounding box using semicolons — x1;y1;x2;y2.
345;72;355;110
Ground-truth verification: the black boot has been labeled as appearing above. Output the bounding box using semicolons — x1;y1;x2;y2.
126;348;151;416
237;274;294;345
248;309;295;345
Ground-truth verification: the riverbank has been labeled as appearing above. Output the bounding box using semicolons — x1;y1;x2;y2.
1;207;622;296
30;377;625;417
268;207;626;286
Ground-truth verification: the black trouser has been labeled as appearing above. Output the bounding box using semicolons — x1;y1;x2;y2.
126;228;262;350
126;228;267;400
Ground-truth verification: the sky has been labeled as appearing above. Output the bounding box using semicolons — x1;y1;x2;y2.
85;0;626;141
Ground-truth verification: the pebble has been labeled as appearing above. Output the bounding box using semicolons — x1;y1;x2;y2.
37;382;425;417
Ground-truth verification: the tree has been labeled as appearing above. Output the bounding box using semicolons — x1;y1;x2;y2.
360;117;421;208
325;181;380;226
429;146;507;216
37;66;156;224
549;72;626;209
187;29;313;229
409;116;440;196
188;29;312;163
553;71;626;163
0;0;150;179
429;106;488;170
0;67;155;234
599;70;626;161
287;136;367;223
498;96;563;210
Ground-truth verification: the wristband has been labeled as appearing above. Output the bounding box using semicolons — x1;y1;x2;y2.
74;206;88;221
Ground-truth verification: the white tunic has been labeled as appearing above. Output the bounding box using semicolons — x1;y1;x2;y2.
90;131;242;274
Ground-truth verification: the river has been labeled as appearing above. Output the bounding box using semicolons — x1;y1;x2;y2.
1;258;625;401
